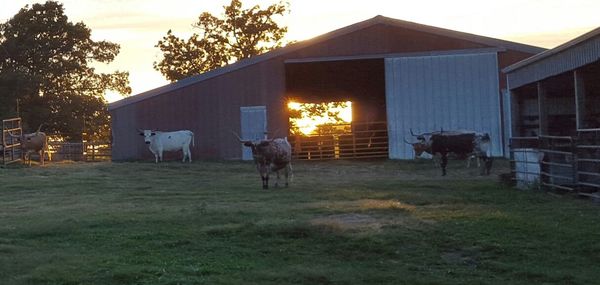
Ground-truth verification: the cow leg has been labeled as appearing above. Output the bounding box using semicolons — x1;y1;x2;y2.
183;146;191;163
40;150;44;166
440;153;448;176
285;163;292;187
262;175;269;189
482;156;493;175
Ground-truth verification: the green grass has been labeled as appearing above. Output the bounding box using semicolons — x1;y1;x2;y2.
0;159;599;284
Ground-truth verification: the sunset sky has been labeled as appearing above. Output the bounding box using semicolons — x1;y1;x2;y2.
3;0;600;103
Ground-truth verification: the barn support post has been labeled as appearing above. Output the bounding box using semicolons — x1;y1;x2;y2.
571;137;579;189
510;90;520;137
537;82;548;135
574;70;586;130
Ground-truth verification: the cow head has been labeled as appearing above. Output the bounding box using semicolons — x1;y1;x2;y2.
404;139;429;156
138;129;157;144
241;139;274;161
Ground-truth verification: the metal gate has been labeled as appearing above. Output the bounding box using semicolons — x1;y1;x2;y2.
290;121;388;160
576;130;600;197
538;135;577;192
1;117;22;165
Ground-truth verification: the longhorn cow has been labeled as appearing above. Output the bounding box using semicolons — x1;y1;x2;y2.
138;129;194;163
405;129;493;176
235;133;292;189
9;124;48;166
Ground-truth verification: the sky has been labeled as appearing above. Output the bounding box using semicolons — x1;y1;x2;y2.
2;0;600;103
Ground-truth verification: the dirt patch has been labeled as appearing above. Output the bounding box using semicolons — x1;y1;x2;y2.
309;211;431;232
306;199;416;212
311;214;382;231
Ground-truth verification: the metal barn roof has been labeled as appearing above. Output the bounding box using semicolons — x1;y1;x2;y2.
504;26;600;89
108;15;545;111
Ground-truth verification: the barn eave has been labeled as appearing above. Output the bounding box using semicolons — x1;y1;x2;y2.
108;15;545;111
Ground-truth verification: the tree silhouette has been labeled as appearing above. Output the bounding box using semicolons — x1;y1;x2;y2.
154;0;289;82
0;1;131;141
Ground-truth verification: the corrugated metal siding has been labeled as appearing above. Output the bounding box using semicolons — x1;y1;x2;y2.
507;36;600;89
386;52;502;159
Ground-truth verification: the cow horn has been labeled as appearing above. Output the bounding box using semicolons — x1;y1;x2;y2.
410;128;418;136
7;130;20;138
410;128;431;137
410;128;427;137
267;128;281;139
231;131;250;143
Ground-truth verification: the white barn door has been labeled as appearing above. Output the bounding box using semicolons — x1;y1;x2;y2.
385;52;502;159
240;106;267;160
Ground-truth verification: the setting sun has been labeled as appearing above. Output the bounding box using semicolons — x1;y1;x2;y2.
287;101;352;136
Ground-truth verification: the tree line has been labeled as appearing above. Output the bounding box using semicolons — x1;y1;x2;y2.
0;0;289;142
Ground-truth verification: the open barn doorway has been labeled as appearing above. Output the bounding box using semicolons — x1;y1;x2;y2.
284;59;388;160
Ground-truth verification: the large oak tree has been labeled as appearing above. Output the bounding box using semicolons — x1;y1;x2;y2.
154;0;289;82
0;1;131;141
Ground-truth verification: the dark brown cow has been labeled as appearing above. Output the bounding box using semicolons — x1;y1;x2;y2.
406;129;492;176
237;135;293;189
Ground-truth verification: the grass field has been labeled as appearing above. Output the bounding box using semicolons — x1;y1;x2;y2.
1;159;599;284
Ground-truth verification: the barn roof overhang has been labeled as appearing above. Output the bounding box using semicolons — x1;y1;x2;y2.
503;26;600;90
108;15;545;111
284;47;505;63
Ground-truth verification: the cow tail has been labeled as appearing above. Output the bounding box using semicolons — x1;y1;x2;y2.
191;131;195;147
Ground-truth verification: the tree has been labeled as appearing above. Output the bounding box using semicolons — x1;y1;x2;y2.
154;0;289;82
288;102;351;136
0;1;131;141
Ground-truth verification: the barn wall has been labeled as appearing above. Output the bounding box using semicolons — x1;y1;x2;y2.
385;52;502;159
110;21;540;161
286;24;489;59
110;57;286;161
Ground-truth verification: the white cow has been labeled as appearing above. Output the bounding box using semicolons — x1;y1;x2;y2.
138;129;194;163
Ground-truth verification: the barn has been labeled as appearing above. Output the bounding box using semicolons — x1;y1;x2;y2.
108;15;544;161
505;26;600;195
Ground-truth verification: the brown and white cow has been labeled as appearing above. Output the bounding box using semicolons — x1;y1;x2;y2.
237;134;293;189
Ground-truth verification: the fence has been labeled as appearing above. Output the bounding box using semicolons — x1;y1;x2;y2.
576;129;600;198
509;130;600;198
538;135;577;192
290;121;388;160
1;118;22;165
48;141;111;162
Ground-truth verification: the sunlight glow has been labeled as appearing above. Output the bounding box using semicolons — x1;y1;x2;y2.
288;101;352;136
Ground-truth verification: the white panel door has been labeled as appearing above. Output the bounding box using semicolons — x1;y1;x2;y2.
240;106;267;160
385;52;502;159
